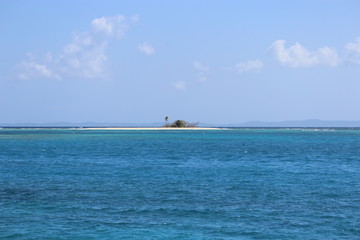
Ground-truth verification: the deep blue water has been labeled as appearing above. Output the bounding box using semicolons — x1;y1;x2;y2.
0;129;359;239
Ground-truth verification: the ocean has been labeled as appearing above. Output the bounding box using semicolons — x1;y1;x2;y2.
0;128;359;239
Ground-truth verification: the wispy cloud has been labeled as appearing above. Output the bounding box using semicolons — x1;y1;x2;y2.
17;14;136;80
269;40;339;68
138;42;155;55
345;37;360;64
17;55;60;80
130;14;140;23
235;59;263;73
193;61;209;71
173;81;186;90
193;61;209;82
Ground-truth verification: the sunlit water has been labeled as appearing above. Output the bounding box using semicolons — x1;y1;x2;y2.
1;129;359;239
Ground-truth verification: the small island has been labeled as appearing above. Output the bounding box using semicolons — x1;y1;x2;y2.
163;119;198;128
82;117;223;130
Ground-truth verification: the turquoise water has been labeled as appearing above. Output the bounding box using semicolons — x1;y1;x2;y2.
0;129;359;239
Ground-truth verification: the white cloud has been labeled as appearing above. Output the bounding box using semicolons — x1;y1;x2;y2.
17;60;60;80
193;61;209;82
91;15;128;38
197;74;207;82
269;40;338;67
60;37;108;79
138;42;155;55
17;14;133;80
193;61;209;71
173;81;186;90
345;37;360;64
235;59;263;73
346;37;360;52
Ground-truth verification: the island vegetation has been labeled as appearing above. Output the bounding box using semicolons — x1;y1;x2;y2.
163;119;198;128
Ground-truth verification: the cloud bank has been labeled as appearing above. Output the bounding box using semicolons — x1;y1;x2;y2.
17;14;136;80
269;40;339;68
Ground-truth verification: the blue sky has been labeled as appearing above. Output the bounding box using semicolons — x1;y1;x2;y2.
1;0;360;124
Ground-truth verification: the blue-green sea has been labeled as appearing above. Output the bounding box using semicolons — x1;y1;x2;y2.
1;128;360;239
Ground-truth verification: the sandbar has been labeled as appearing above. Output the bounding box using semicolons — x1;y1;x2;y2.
82;127;224;130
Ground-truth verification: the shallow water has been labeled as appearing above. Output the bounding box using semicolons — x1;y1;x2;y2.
1;129;359;239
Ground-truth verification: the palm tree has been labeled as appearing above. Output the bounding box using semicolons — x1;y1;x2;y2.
164;116;169;127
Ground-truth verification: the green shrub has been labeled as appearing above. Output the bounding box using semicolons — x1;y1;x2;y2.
163;120;198;128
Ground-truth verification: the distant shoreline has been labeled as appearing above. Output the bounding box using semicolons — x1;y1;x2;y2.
3;119;360;128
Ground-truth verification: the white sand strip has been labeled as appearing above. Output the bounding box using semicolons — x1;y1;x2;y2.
82;127;225;130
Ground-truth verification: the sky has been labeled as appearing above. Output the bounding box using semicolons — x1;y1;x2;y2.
1;0;360;124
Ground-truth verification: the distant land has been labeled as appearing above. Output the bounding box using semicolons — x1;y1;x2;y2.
2;119;360;128
215;119;360;128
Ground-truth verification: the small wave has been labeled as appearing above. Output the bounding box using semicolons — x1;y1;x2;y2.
300;128;336;132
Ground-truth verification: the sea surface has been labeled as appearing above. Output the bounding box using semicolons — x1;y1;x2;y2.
0;128;359;239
